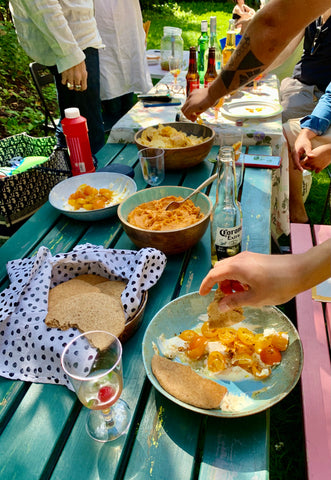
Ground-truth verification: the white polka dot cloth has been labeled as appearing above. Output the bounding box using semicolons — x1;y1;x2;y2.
0;244;167;388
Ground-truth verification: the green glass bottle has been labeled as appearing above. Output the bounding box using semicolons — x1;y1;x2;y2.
197;20;209;84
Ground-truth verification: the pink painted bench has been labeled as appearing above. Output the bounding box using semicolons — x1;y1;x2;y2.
290;223;331;480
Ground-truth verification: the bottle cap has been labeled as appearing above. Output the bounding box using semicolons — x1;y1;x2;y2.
201;20;208;32
210;16;217;33
64;107;80;119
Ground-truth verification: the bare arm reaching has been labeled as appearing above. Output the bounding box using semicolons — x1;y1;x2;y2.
199;239;331;310
182;0;329;121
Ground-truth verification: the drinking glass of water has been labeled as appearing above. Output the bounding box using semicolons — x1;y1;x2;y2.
139;148;165;186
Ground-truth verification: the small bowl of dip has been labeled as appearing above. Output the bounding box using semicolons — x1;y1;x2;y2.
117;185;213;255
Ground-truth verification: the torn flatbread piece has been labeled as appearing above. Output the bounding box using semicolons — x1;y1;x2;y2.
207;288;244;328
45;292;125;338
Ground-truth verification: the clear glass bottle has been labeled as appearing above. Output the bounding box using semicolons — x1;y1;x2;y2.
222;19;236;67
210;146;242;266
204;47;217;87
197;20;209;84
160;26;184;71
186;46;200;96
209;16;221;73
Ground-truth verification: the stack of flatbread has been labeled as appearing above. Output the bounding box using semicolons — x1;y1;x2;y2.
45;274;126;338
152;288;244;409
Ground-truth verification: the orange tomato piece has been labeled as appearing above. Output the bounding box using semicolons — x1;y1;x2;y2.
232;352;254;369
201;322;219;338
237;327;256;346
99;188;113;200
260;346;282;365
207;351;227;372
179;330;198;342
270;332;288;352
92;198;106;210
186;335;207;359
233;340;254;356
254;334;272;354
82;203;94;210
217;327;237;345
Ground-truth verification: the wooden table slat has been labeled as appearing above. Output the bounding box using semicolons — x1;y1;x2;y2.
0;383;77;480
200;411;270;479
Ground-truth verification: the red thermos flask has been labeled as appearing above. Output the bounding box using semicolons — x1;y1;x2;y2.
61;107;95;176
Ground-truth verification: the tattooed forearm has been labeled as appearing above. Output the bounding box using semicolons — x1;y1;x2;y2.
220;33;265;92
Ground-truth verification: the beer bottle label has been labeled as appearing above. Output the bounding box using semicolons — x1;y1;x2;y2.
204;77;215;88
187;79;200;94
214;225;242;259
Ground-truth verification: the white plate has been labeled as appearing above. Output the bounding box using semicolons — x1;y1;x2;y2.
221;100;283;119
49;172;137;221
142;291;303;418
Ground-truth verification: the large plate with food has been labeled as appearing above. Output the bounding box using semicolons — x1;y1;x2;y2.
220;100;283;119
142;291;303;417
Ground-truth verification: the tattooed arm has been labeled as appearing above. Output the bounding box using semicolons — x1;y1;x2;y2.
182;0;329;121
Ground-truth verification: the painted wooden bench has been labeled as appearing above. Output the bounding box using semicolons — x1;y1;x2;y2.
290;223;331;480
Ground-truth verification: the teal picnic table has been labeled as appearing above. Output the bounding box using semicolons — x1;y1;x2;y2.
0;142;272;480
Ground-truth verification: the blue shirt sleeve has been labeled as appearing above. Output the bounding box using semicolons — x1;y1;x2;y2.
300;82;331;135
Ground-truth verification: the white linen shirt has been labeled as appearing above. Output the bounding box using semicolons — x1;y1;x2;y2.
9;0;103;73
94;0;152;100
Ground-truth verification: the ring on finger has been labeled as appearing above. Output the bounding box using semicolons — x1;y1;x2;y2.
75;84;82;90
67;82;73;89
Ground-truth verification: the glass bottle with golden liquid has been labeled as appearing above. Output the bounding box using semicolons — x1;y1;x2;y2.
186;46;200;96
222;19;236;67
204;47;217;87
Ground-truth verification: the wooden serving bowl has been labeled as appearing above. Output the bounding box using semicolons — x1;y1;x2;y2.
119;290;148;343
117;185;213;255
134;122;215;170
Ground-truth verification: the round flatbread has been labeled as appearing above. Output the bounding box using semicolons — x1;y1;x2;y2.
97;280;127;300
48;278;100;309
75;274;109;286
151;354;227;409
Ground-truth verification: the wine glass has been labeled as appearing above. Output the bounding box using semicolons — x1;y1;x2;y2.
61;330;130;442
168;55;182;91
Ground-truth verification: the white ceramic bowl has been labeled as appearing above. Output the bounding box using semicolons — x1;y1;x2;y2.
49;172;137;221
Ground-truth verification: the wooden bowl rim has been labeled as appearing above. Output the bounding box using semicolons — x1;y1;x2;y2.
134;122;215;151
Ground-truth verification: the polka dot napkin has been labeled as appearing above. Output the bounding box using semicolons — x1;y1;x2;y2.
0;244;166;388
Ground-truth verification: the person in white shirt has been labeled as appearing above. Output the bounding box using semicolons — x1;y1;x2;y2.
9;0;105;154
94;0;152;131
